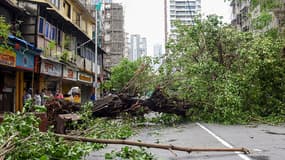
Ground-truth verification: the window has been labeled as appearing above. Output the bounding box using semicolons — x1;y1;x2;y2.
45;22;50;38
50;0;60;8
76;13;80;27
80;47;86;57
63;0;71;18
38;17;45;34
57;29;62;45
51;26;57;41
49;24;53;40
105;4;111;9
106;13;111;19
106;46;110;53
104;34;110;41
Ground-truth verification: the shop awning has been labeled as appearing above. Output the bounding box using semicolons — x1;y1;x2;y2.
40;56;64;64
8;35;42;54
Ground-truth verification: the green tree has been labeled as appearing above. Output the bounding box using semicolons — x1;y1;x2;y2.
161;15;285;124
0;16;11;46
105;57;157;95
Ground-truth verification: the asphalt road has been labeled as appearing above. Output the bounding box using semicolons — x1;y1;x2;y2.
87;123;285;160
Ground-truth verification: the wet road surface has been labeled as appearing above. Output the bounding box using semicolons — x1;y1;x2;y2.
87;123;285;160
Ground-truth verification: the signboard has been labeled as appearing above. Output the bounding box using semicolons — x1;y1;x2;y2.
63;66;77;81
76;56;84;70
0;46;16;67
41;60;62;77
85;59;92;72
78;72;93;83
92;63;101;74
16;52;34;71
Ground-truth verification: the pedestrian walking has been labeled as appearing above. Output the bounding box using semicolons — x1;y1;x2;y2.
34;90;41;106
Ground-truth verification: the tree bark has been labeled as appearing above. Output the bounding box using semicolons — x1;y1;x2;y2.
55;134;250;154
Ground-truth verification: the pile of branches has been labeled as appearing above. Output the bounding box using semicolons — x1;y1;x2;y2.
143;87;192;116
93;87;193;117
93;63;195;117
45;98;81;126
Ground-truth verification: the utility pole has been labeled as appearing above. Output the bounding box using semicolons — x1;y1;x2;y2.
94;8;98;99
164;0;169;56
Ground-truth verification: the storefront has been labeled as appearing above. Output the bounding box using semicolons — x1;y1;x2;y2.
0;35;41;113
0;49;16;112
40;59;62;96
77;72;93;103
16;47;36;104
15;47;40;111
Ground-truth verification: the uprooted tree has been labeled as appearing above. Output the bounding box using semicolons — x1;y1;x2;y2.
98;15;285;124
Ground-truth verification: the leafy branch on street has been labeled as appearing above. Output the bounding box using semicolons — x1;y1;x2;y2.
1;0;285;159
0;102;134;159
105;146;157;160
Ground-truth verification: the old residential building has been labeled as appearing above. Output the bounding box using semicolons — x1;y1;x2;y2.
0;0;105;111
231;0;285;32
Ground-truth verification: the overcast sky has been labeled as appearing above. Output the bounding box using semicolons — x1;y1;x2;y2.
112;0;231;56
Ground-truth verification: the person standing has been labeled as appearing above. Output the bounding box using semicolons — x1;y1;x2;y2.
41;88;47;105
55;89;64;99
90;91;96;102
34;90;41;106
47;89;54;98
23;88;32;104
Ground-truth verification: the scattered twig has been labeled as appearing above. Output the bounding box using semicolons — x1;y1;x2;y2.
250;117;276;126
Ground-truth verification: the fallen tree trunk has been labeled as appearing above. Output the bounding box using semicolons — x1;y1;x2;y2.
55;134;250;154
93;87;193;117
142;87;193;116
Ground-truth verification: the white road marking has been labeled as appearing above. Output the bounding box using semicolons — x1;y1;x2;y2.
253;149;262;152
196;123;252;160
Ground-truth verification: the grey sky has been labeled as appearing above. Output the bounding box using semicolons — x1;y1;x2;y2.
112;0;231;56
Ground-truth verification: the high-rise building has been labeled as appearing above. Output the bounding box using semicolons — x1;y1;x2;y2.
153;44;163;58
103;2;124;70
140;37;147;57
164;0;201;39
129;34;147;61
123;32;130;59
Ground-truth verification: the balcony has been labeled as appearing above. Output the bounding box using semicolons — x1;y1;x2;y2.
78;0;96;16
240;0;249;10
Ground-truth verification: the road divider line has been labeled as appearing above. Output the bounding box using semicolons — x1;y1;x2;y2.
196;123;252;160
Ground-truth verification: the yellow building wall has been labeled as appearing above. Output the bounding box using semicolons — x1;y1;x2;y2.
35;0;94;39
58;0;94;39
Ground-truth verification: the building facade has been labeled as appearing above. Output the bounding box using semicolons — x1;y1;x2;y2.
165;0;201;39
230;0;285;32
153;44;162;58
0;0;105;112
103;2;124;70
123;32;130;59
129;34;147;61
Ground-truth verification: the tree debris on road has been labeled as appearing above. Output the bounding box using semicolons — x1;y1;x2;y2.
93;87;193;117
56;134;250;154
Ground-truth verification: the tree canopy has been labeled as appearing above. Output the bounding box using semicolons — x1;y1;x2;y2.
158;15;285;123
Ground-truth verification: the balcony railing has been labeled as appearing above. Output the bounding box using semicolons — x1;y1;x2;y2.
78;0;96;15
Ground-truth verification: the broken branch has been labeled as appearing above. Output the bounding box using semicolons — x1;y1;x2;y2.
55;134;250;154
